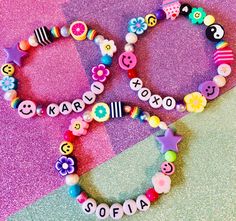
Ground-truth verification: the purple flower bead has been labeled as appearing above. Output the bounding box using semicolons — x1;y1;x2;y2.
155;9;166;20
92;64;110;82
55;156;75;176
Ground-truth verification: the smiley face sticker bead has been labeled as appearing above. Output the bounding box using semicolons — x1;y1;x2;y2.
1;21;117;119
120;1;234;113
54;102;182;219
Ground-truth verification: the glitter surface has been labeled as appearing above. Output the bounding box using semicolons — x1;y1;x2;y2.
8;88;236;221
0;0;236;220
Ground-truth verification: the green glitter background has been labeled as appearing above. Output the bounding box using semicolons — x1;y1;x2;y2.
8;88;236;221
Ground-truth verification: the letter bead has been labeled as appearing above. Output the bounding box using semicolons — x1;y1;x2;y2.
82;91;96;105
109;203;124;220
149;94;162;109
96;203;110;220
138;87;151;101
136;195;150;212
123;199;137;216
91;81;104;95
130;78;143;91
162;96;176;110
72;99;85;113
82;198;97;215
46;103;60;117
59;101;72;115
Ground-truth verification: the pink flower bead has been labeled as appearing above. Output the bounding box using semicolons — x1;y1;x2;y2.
76;191;88;204
145;188;159;203
92;64;110;82
64;130;75;142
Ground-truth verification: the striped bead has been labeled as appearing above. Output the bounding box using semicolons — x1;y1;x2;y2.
109;102;124;118
11;97;22;109
130;106;142;119
216;41;229;50
34;26;53;46
51;26;61;38
87;29;97;40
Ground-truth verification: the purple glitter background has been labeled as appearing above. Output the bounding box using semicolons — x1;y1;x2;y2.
0;0;236;220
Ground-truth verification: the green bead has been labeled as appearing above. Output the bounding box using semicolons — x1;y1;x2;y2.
165;151;177;162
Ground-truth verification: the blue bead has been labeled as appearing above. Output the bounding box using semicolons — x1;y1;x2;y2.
101;55;112;66
155;9;166;20
68;184;81;198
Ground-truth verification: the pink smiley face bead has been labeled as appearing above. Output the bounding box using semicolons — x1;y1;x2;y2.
161;161;175;176
18;100;36;119
119;52;137;70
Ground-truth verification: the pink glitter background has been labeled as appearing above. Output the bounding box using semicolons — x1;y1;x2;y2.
0;0;235;220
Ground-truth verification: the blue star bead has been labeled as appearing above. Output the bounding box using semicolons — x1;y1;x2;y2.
4;44;28;66
156;128;182;153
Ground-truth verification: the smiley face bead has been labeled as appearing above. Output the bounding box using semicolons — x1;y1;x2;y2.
1;63;15;76
119;52;137;70
18;100;36;119
145;14;157;27
199;81;220;100
59;141;74;155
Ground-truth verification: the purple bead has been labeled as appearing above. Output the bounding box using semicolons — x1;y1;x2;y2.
155;9;166;20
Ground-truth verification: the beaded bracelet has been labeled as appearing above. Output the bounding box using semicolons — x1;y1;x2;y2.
54;101;182;220
0;21;117;119
119;1;234;113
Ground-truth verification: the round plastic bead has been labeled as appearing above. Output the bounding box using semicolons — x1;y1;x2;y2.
136;195;150;212
204;15;215;26
1;63;15;76
125;32;138;44
101;55;112;66
109;203;124;220
138;87;151;101
36;105;45;116
65;174;79;186
60;25;70;37
165;151;177;162
68;184;81;198
213;75;226;87
82;198;97;214
76;192;88;204
159;121;168;130
130;78;143;91
145;188;159;202
19;40;30;51
18;100;36;119
96;203;110;220
145;14;157;27
123;199;137;216
91;81;104;95
162;96;176;110
155;9;166;20
46;103;60;117
71;99;85;113
64;130;75;142
4;90;17;101
139;111;150;122
94;35;105;46
82;91;96;105
28;35;39;47
149;116;160;128
176;103;186;112
59;141;73;155
128;69;137;79
217;64;232;77
59;101;72;115
124;43;134;52
83;111;93;123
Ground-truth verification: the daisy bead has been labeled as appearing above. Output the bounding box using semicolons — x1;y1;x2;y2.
125;32;138;44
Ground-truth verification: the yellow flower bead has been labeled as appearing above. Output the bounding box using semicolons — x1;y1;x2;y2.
149;116;160;128
184;92;207;113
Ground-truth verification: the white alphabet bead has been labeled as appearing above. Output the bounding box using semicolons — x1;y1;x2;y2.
82;198;97;215
136;195;150;212
46;103;60;117
72;99;85;113
96;203;110;220
82;91;96;105
130;78;143;91
59;101;72;115
123;199;137;216
138;87;151;101
149;94;162;109
109;203;124;220
162;96;176;110
91;81;104;95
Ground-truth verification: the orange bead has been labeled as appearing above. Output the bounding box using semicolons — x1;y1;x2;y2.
19;40;30;51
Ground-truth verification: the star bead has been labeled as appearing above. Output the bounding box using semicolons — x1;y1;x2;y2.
4;44;28;66
156;128;182;153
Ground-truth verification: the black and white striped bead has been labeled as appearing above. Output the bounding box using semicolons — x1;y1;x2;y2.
110;101;124;118
34;26;53;46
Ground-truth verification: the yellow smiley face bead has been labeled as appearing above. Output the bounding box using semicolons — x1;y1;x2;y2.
59;141;74;155
1;63;15;76
145;14;157;27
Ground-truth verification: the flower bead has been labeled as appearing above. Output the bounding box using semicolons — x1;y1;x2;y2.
100;40;117;57
92;64;110;82
92;102;110;122
152;172;171;194
0;76;17;92
69;117;89;136
189;8;206;24
55;156;75;176
184;92;207;113
128;17;148;35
